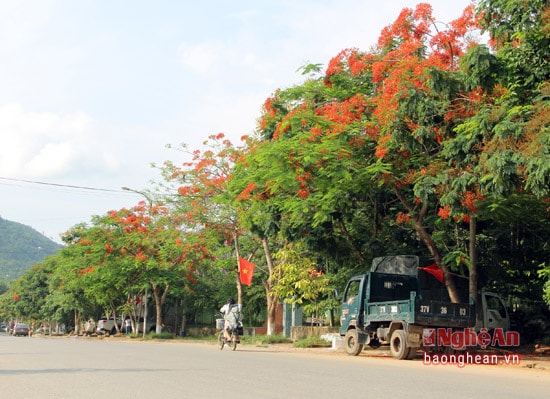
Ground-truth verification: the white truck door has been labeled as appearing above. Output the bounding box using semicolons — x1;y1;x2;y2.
482;292;511;331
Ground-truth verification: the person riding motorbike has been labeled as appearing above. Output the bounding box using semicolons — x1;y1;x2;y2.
220;298;241;341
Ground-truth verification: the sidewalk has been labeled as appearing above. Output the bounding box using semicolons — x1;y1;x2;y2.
259;340;550;371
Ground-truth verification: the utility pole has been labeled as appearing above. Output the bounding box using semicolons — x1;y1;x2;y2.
121;186;153;338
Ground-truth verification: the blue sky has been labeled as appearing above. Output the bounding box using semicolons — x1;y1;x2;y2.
0;0;474;243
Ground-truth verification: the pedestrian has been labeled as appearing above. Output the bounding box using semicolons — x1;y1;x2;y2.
124;318;131;334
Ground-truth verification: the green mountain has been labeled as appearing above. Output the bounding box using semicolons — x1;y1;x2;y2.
0;217;63;280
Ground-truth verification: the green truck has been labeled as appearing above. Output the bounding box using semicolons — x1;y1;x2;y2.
340;255;479;359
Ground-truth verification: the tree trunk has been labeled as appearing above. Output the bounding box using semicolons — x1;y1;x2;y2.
261;237;278;335
73;309;80;335
151;283;167;334
394;188;462;303
109;302;120;333
180;298;187;335
413;216;462;303
469;216;478;305
155;290;163;334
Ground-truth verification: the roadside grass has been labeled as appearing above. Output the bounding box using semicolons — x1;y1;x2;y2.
240;334;292;346
145;332;176;340
293;336;331;348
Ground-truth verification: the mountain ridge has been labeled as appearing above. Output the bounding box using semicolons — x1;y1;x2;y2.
0;216;63;280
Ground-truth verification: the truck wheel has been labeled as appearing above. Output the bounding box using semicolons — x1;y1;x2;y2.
344;329;364;356
390;330;409;360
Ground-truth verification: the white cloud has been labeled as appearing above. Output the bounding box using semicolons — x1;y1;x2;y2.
0;103;120;178
178;41;224;76
25;141;75;176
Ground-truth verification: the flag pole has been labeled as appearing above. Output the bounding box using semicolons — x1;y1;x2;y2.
233;230;243;305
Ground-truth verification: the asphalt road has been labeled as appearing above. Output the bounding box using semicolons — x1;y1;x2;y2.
1;333;548;399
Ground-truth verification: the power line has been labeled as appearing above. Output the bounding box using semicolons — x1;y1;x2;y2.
0;176;125;194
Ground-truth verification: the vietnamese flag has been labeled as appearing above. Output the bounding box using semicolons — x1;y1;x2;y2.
419;263;445;284
239;257;255;286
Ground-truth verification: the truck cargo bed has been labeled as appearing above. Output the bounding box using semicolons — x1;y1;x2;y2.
364;294;475;328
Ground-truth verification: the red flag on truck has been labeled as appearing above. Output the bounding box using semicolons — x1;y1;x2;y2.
239;257;255;286
419;263;444;283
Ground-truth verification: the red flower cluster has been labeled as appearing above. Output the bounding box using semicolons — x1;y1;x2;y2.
438;205;452;219
396;212;411;224
237;181;257;201
78;267;95;275
135;251;147;262
309;268;324;278
461;190;484;213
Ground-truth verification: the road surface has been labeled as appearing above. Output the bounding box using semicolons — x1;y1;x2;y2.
1;334;548;398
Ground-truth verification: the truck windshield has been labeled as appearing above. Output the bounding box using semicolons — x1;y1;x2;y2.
486;295;507;318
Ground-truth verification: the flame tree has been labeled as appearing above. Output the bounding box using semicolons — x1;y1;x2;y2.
232;2;548;304
58;199;210;334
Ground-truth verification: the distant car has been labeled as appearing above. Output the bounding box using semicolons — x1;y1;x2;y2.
34;325;50;335
0;323;6;332
96;317;122;335
12;323;30;336
134;317;156;334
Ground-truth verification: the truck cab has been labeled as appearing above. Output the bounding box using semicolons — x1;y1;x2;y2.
476;291;510;332
341;271;421;334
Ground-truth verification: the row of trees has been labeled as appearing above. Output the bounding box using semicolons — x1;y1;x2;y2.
1;1;548;336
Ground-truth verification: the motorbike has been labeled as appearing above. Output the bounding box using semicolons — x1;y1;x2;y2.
216;315;243;351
